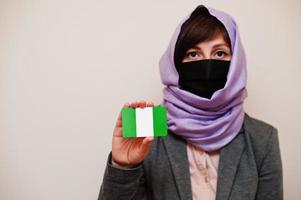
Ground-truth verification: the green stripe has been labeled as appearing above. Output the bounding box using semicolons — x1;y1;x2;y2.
152;106;168;136
122;108;136;138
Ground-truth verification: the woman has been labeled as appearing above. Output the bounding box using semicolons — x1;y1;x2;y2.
98;5;283;200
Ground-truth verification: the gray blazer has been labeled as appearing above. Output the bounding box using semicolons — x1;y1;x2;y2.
98;113;283;200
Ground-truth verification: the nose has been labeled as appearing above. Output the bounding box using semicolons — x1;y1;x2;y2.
203;51;211;60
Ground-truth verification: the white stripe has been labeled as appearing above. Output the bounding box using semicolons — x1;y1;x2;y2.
136;107;154;137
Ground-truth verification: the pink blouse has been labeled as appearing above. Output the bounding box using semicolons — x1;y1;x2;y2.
186;142;220;200
111;142;220;200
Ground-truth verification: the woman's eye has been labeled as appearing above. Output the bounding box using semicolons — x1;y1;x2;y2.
215;51;226;57
186;51;197;58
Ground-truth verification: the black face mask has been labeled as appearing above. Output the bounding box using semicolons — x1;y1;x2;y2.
177;59;230;99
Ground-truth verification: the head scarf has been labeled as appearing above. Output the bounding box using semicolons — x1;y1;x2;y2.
159;5;248;152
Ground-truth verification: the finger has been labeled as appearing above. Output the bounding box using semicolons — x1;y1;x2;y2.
117;103;129;121
139;100;146;108
142;136;154;145
128;102;133;108
146;102;154;107
130;101;138;108
140;136;154;152
115;102;129;128
115;112;122;127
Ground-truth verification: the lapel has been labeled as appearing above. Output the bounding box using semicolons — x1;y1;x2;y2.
163;131;193;200
162;116;246;200
215;122;246;200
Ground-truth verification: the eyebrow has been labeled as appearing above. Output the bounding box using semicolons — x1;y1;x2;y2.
189;43;230;50
212;43;230;49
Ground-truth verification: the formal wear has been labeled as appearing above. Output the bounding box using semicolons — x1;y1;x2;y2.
98;113;283;200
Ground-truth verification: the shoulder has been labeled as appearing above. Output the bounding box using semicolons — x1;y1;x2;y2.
243;112;278;143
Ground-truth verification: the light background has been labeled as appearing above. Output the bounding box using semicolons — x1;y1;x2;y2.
0;0;300;199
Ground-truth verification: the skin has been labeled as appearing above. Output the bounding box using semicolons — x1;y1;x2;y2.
112;101;155;167
182;34;232;62
111;34;232;167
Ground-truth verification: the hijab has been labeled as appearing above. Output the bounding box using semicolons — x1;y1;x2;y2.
159;5;248;152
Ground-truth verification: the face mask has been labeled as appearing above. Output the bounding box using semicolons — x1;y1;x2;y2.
177;59;230;99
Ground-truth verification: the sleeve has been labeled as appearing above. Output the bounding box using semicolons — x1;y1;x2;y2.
97;152;147;200
255;127;283;200
111;158;138;169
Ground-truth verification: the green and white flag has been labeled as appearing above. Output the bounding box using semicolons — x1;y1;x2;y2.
122;106;168;138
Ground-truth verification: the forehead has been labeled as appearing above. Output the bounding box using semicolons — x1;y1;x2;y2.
192;34;230;49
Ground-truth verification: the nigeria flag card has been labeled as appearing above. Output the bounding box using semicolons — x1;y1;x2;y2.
122;106;168;138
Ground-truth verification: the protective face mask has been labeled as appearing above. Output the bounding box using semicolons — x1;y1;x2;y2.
177;59;230;99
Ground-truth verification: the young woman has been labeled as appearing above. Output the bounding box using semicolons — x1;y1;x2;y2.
98;5;283;200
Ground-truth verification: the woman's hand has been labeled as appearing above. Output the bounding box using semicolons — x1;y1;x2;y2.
111;100;155;167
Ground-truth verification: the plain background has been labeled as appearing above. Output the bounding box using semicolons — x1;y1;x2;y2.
0;0;300;199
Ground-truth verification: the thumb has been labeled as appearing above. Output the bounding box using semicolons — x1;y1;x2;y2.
139;136;154;153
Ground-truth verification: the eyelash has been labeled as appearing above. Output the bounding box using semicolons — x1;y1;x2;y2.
185;50;228;58
215;51;227;57
185;51;198;57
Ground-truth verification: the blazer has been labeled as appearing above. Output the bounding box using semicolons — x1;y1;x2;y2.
98;113;283;200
